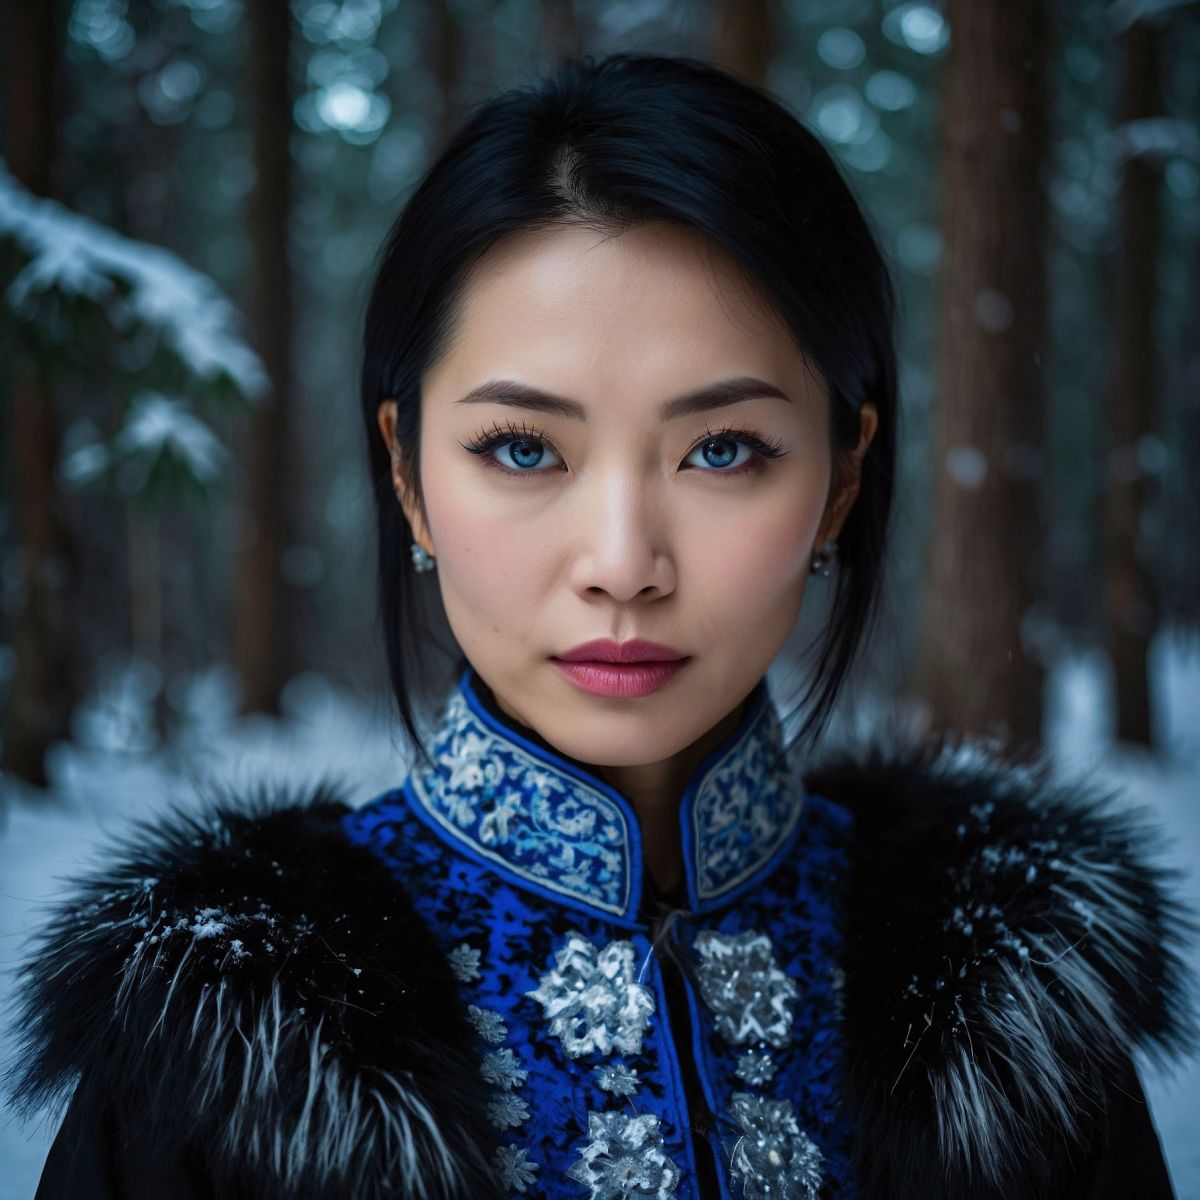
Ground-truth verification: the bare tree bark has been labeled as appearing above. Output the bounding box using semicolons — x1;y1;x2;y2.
1104;19;1163;747
1;1;82;786
540;0;580;65
913;0;1049;745
711;0;775;87
429;0;464;156
234;0;296;715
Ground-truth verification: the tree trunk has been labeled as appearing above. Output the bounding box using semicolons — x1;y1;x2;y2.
1;1;81;787
711;0;775;87
1103;19;1163;747
234;0;296;716
539;0;580;64
429;0;464;156
913;0;1049;746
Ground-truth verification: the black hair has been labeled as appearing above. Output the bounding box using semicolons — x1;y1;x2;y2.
360;51;897;769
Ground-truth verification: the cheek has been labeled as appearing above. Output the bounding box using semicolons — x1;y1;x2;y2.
420;460;554;626
682;479;825;614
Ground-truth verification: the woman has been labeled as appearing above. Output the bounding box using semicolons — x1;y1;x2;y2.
8;52;1195;1200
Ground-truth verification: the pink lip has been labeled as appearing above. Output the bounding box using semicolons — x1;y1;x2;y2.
551;658;689;698
554;638;685;664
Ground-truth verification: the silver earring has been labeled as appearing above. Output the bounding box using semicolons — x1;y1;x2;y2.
411;543;436;573
809;540;838;577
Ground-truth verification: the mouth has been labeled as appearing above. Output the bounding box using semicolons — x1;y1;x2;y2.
549;656;691;699
553;638;685;664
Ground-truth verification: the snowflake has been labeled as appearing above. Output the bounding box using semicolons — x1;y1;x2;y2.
447;942;482;982
728;1092;823;1200
567;1111;682;1198
693;928;799;1048
492;1143;539;1193
735;1050;777;1086
594;1063;639;1097
481;1047;528;1090
526;931;656;1058
467;1004;508;1044
486;1091;531;1130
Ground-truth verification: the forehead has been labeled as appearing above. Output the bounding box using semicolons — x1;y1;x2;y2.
423;222;806;405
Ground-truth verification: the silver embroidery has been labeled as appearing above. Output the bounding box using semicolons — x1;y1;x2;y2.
694;928;799;1047
526;931;656;1058
481;1047;528;1089
728;1092;823;1200
594;1063;640;1097
486;1091;531;1131
566;1111;683;1198
492;1143;539;1193
447;942;482;982
735;1050;778;1086
467;1003;508;1044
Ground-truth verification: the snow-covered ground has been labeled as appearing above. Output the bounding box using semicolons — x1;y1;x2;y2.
1;639;1197;1198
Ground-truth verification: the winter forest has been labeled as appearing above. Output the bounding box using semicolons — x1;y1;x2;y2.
1;0;1198;1193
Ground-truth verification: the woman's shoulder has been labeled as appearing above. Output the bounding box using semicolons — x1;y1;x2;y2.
4;780;498;1199
804;733;1199;1197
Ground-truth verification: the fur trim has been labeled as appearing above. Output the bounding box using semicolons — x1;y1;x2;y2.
805;735;1199;1200
3;779;500;1200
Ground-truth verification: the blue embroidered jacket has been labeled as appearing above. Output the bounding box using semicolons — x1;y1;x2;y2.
343;665;853;1200
14;665;1195;1200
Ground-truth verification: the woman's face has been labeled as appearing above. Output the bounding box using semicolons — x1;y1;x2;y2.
380;221;875;771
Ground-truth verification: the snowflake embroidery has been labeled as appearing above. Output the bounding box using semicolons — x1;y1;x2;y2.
447;942;482;982
728;1092;823;1200
567;1110;683;1198
693;928;799;1047
486;1091;531;1130
594;1063;640;1097
526;931;656;1058
735;1050;778;1086
481;1047;528;1090
492;1143;539;1193
467;1004;508;1044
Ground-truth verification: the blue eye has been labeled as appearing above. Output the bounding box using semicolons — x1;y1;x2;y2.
495;438;563;472
684;436;756;472
459;420;787;480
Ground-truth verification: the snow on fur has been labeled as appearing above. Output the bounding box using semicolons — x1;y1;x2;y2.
2;778;500;1200
806;732;1199;1200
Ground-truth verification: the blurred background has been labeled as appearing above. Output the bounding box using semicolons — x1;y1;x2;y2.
1;0;1198;1193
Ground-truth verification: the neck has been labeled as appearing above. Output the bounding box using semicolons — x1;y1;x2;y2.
599;701;750;897
490;683;750;899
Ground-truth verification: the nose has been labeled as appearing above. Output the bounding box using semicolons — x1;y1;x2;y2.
568;471;676;603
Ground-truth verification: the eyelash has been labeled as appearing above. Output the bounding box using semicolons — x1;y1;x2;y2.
458;419;789;481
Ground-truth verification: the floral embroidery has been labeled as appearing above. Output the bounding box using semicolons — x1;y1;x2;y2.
467;1003;508;1044
690;690;805;900
566;1111;683;1198
447;942;481;982
694;928;799;1047
486;1091;532;1131
492;1143;539;1193
735;1049;778;1086
481;1047;528;1089
408;669;804;915
594;1063;640;1097
527;931;656;1058
410;690;634;915
728;1092;823;1200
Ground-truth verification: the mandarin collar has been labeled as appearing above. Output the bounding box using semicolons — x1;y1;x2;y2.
406;665;807;924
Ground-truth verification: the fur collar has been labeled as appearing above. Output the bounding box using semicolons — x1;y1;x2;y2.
808;736;1197;1198
5;744;1196;1199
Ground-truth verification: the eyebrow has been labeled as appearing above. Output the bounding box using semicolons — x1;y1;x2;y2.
453;375;792;420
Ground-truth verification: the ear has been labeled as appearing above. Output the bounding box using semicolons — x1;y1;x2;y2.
377;400;435;555
815;401;878;546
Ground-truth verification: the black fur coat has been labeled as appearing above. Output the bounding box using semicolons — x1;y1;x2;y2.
5;737;1197;1199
